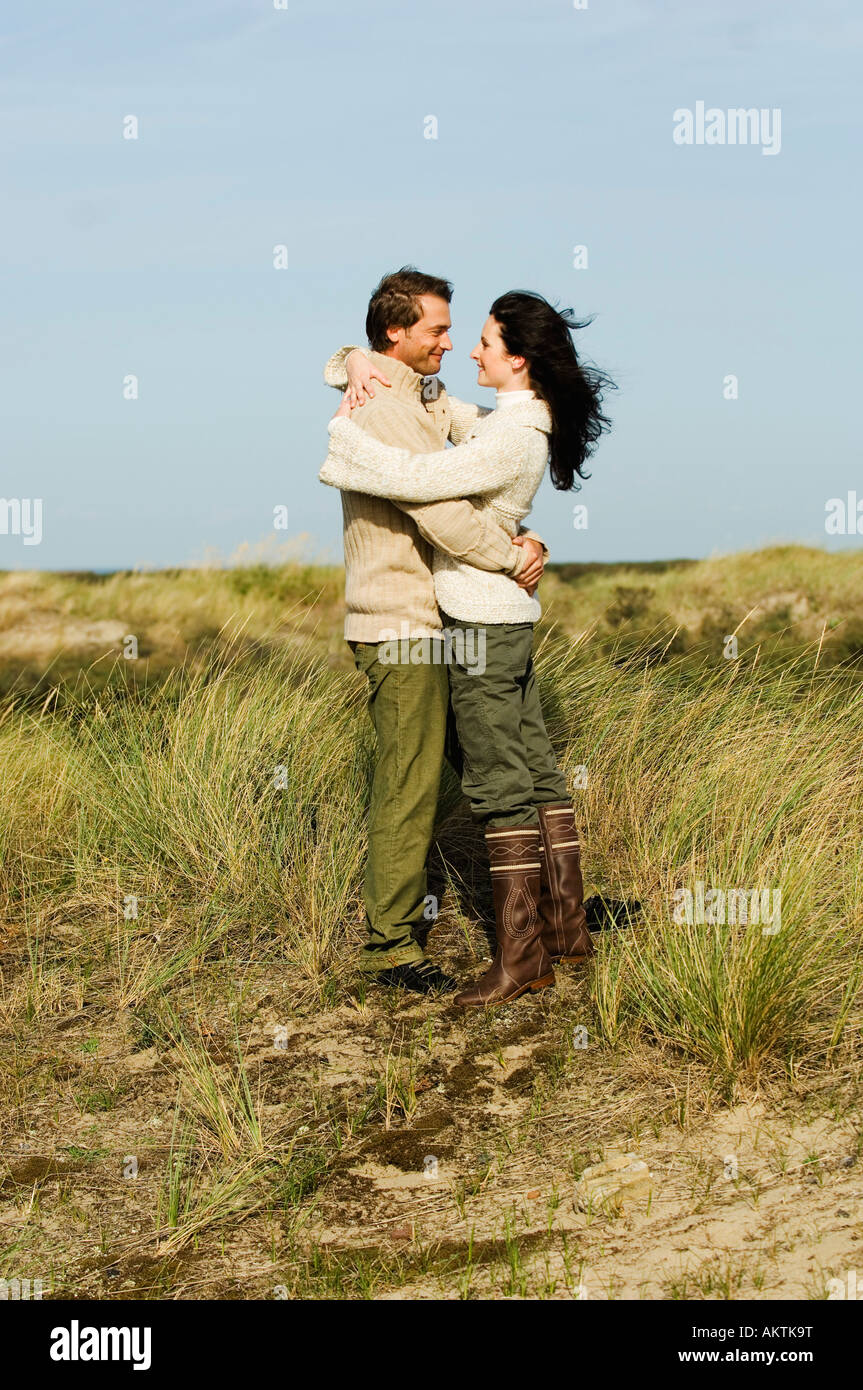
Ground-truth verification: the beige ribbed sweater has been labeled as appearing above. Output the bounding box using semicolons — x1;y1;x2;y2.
321;349;544;641
321;371;552;625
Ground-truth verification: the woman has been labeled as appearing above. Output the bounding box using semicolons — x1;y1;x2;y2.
320;291;615;1006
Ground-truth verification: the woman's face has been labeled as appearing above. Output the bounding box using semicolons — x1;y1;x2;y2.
471;315;525;389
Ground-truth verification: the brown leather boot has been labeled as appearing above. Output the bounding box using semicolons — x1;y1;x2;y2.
537;802;595;964
454;825;555;1007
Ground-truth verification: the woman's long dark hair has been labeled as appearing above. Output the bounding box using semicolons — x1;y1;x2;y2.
489;290;616;491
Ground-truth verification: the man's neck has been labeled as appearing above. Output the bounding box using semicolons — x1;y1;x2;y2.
377;348;420;376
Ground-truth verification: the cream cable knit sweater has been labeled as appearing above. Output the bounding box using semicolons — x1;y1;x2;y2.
320;389;552;624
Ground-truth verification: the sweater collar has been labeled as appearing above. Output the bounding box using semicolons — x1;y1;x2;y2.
492;394;552;434
495;388;536;411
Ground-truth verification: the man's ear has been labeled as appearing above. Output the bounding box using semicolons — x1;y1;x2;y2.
385;325;401;346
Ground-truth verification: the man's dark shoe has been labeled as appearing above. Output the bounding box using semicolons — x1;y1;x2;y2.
372;961;458;995
585;895;641;933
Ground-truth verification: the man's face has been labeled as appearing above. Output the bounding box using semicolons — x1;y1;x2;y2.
385;294;453;375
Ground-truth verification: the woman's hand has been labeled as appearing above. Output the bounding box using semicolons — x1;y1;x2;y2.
332;392;354;421
345;349;392;409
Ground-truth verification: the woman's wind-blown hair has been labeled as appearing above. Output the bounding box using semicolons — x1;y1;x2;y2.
489;290;616;492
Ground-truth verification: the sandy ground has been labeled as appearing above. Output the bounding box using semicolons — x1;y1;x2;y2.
2;931;860;1300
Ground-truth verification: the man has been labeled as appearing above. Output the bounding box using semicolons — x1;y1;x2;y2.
322;267;549;995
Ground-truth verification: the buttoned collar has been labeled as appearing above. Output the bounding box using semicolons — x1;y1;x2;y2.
367;350;428;400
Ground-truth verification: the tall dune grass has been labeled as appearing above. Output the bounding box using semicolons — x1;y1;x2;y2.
550;636;863;1079
0;641;373;984
0;569;861;1082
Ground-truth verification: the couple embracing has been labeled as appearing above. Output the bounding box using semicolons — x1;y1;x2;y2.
319;267;614;1007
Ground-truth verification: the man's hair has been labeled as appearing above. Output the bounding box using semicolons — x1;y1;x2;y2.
365;266;453;352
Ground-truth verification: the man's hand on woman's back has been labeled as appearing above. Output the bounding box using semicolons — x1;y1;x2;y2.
512;535;545;595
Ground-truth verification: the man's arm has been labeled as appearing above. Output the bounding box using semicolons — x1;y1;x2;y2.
396;498;527;576
396;504;549;578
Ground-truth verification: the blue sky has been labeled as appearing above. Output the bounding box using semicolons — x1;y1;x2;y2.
2;0;860;570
